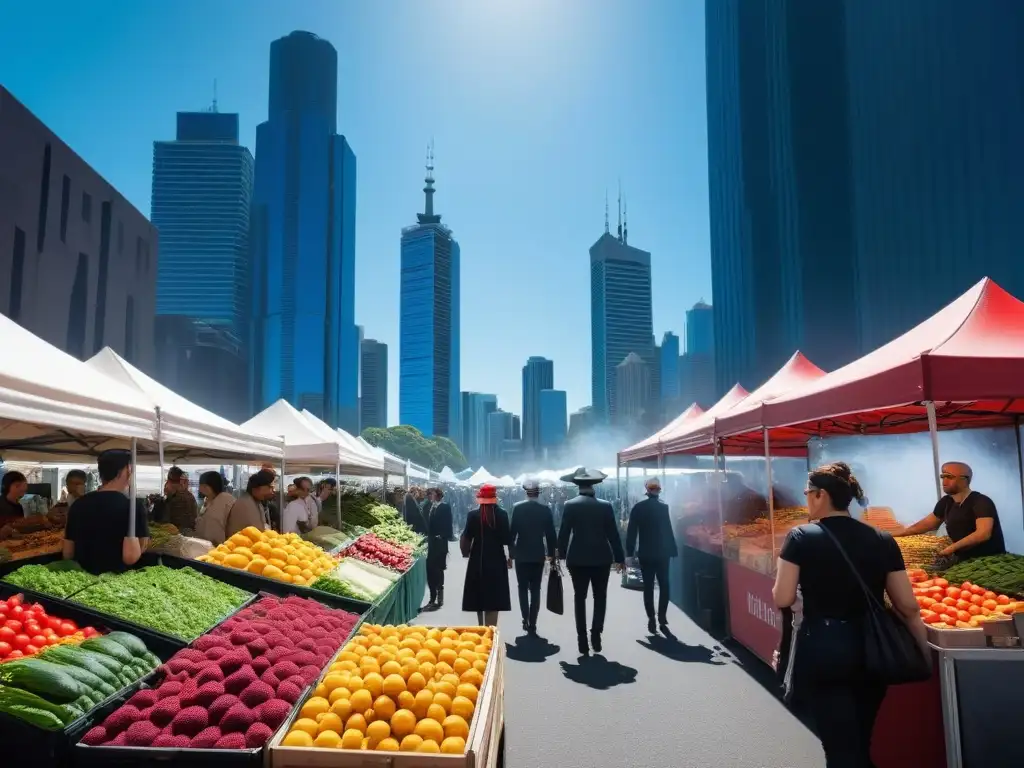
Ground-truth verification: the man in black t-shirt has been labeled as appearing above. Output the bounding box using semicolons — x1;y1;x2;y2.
63;449;150;575
894;461;1006;560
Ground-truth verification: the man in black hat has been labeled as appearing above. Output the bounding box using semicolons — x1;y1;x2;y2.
509;478;557;634
627;477;678;634
557;468;626;656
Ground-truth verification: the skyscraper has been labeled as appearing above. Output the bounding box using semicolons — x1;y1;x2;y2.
151;109;252;420
400;146;460;440
685;301;713;356
487;409;515;463
360;338;388;429
521;356;554;456
615;352;651;424
460;392;496;466
539;389;567;456
251;31;358;430
590;194;654;423
659;332;680;408
706;1;1024;393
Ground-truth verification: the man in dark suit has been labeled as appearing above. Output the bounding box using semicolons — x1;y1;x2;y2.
557;468;626;656
627;478;679;634
403;486;428;535
423;487;453;610
510;478;557;634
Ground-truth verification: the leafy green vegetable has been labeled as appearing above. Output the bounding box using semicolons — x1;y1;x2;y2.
310;574;372;602
2;561;99;598
338;492;402;529
371;519;424;549
71;566;251;641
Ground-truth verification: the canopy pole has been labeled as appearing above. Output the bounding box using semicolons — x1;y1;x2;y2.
279;444;286;531
713;438;724;540
155;406;165;482
616;460;622;517
128;437;137;538
763;427;777;561
336;460;342;528
926;401;942;501
404;460;411;490
382;473;388;502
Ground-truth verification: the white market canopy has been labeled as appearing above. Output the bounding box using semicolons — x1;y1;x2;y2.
242;399;379;474
86;347;284;463
354;435;413;477
298;409;385;476
438;466;458;483
465;467;500;486
0;315;158;460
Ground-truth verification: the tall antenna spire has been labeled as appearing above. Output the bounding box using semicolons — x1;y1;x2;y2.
417;138;442;225
623;195;628;245
616;179;622;242
604;190;609;234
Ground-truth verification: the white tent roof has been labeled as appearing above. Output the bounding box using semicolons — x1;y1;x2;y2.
466;467;500;486
438;466;458;482
496;475;516;487
86;347;283;462
298;410;385;475
242;400;372;473
0;315;159;460
354;436;411;477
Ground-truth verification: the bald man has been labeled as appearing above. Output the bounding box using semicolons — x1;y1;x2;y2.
894;461;1006;560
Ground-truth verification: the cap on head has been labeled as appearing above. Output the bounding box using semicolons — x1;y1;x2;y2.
522;478;540;493
645;478;662;493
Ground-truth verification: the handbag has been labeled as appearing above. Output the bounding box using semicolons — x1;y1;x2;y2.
817;523;931;685
546;560;564;615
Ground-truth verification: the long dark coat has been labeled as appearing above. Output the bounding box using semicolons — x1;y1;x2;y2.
425;501;453;569
461;506;512;612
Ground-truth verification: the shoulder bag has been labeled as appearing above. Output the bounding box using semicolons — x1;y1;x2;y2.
817;523;931;685
546;560;564;615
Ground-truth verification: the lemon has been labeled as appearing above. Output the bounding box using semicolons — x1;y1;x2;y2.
414;718;444;744
300;697;330;720
349;688;372;713
400;734;424;751
314;730;342;748
417;739;441;753
341;728;363;749
376;737;400;751
390;709;417;738
451;695;475;720
330;699;353;721
456;683;479;704
441;736;467;754
363;672;384;698
282;730;314;747
366;719;391;744
329;687;351;704
443;714;470;740
427;703;447;722
317;713;344;734
292;718;319;737
346;713;368;734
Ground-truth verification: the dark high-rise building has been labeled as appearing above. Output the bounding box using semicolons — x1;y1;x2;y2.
707;1;1024;393
0;86;156;368
251;31;358;430
590;196;654;423
400;146;460;440
659;332;680;411
460;392;496;466
360;338;388;429
151;108;252;421
521;356;554;456
685;301;714;356
539;389;568;456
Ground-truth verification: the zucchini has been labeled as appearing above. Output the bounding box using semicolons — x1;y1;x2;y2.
0;659;89;703
73;647;122;679
142;651;161;668
35;655;114;698
80;637;135;665
104;631;148;659
39;646;119;687
0;684;74;730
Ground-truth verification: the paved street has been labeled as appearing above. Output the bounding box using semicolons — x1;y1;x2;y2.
416;554;823;768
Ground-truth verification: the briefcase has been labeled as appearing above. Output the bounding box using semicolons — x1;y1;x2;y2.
547;561;564;615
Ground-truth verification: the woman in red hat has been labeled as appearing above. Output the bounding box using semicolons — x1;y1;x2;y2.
460;483;512;626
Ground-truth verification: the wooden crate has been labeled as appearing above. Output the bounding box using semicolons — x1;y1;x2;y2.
270;626;505;768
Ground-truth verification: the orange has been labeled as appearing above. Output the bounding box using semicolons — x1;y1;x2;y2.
349;688;372;713
381;660;403;677
366;720;391;744
362;672;384;698
330;699;353;721
406;672;427;693
438;648;458;665
397;691;416;711
300;697;330;720
372;695;396;721
441;736;467;754
376;738;400;751
341;729;363;749
443;714;470;740
382;674;406;698
292;718;319;737
415;649;437;665
432;692;453;714
434;681;457;699
416;739;441;753
390;709;417;738
329;687;352;705
400;734;424;751
412;689;434;719
451;695;475;720
347;676;364;692
317;713;344;734
460;668;484;687
282;730;314;747
314;730;342;748
427;703;447;722
456;683;479;704
346;713;368;734
414;718;444;744
453;658;471;676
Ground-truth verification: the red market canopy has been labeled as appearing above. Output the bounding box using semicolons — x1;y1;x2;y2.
751;277;1024;445
618;402;705;463
668;351;826;455
658;383;750;456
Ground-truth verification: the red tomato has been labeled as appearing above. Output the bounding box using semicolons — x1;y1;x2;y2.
0;641;10;657
934;578;949;588
46;616;62;632
955;600;972;611
23;644;39;656
961;581;973;590
970;594;985;605
0;602;8;615
7;650;23;659
23;621;41;636
44;635;60;646
10;605;24;618
7;595;23;607
30;634;47;647
58;622;78;637
0;627;14;642
983;591;997;601
4;620;22;633
997;595;1011;605
28;603;45;615
12;634;31;650
971;585;985;595
82;627;99;638
941;596;957;607
946;587;961;599
968;605;982;616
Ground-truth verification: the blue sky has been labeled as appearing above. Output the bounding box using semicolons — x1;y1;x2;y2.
0;0;711;425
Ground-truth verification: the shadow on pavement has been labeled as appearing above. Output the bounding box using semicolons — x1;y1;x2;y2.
505;634;560;663
636;633;729;665
559;654;638;690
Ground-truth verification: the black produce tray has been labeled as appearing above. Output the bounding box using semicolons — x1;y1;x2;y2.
0;664;157;768
73;680;309;768
0;584;183;662
156;553;372;616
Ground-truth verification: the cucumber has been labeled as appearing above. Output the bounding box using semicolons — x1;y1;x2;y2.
32;657;114;698
38;646;119;688
72;647;123;679
0;684;70;730
0;659;89;703
80;637;135;665
103;631;148;659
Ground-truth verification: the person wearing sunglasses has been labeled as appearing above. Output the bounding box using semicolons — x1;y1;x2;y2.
892;461;1006;560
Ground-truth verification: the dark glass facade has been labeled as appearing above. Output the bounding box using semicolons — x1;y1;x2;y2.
521;356;554;456
251;31;358;431
360;338;388;429
707;1;1024;394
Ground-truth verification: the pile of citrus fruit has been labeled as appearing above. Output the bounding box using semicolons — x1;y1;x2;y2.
281;623;493;753
197;527;336;587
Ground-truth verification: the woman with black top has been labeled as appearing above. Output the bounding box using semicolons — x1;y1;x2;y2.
772;462;928;768
461;484;512;627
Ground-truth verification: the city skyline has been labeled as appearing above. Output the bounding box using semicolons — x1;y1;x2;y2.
0;1;711;424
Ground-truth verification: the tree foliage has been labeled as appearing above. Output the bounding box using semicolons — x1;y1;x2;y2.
361;425;469;473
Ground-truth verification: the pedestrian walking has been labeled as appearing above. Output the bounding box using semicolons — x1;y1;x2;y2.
626;478;678;635
423;487;453;611
557;468;626;657
461;484;512;627
403;486;428;535
509;478;557;634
